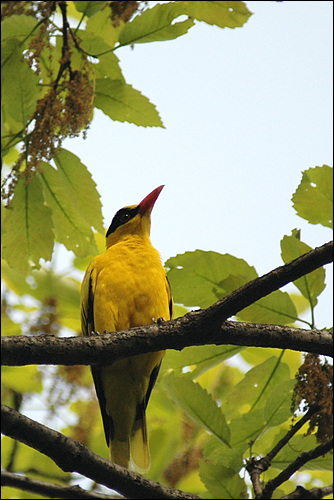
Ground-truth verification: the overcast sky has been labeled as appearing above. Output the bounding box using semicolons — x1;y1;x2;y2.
62;1;333;328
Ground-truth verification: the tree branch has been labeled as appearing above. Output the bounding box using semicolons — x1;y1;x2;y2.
1;320;332;367
260;439;333;499
281;485;333;499
2;241;333;366
246;406;320;498
1;471;112;500
1;405;199;500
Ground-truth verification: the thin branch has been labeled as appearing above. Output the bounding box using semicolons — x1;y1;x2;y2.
1;471;112;500
281;485;333;499
1;405;199;500
246;406;319;498
260;439;333;499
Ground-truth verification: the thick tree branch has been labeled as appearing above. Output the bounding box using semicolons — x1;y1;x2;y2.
1;321;332;367
1;405;199;500
1;471;112;500
2;241;333;366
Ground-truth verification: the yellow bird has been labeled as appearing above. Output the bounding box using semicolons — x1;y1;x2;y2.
80;185;172;472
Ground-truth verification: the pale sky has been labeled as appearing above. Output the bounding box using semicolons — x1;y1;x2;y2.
61;1;333;328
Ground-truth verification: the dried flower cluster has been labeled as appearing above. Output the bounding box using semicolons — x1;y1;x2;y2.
292;353;333;443
1;1;94;204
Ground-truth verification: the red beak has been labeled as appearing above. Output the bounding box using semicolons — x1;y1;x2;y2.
139;185;164;215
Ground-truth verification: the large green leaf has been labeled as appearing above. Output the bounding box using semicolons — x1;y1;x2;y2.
229;408;266;446
224;356;291;418
263;378;295;427
1;14;39;44
38;162;99;258
2;40;41;127
166;250;257;308
164;344;244;377
179;1;252;29
54;149;104;233
118;2;195;46
292;165;333;229
95;78;164;127
86;6;123;49
163;371;231;446
2;176;54;274
281;231;326;308
200;461;247;499
237;289;298;325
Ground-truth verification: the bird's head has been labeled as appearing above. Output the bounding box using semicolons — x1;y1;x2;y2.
105;185;164;248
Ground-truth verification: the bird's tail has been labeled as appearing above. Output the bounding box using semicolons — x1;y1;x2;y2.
109;437;130;470
130;405;150;473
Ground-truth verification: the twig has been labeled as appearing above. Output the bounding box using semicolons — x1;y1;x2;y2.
1;405;199;500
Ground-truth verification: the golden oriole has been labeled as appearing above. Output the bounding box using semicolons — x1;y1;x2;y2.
80;185;172;472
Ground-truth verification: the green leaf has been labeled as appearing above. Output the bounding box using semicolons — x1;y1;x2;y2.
224;356;291;418
2;176;54;274
73;1;108;17
118;2;195;46
179;1;252;29
95;78;164;127
54;148;104;233
292;165;333;229
229;408;266;446
38;162;99;258
204;437;245;472
163;371;231;446
86;6;123;48
281;232;326;308
200;461;247;499
166;250;257;308
263;379;295;427
273;433;333;471
74;30;124;81
2;41;41;126
1;14;39;43
237;289;298;325
164;344;244;378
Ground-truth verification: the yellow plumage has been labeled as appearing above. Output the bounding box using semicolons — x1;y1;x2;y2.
80;186;172;472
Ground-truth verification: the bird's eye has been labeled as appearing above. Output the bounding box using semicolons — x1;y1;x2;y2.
119;210;131;223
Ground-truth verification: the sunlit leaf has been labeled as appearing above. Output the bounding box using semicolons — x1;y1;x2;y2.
95;78;164;127
179;1;252;29
164;371;231;446
2;176;54;274
224;356;290;418
118;2;194;46
38;162;99;257
166;250;257;308
200;461;247;499
292;165;333;228
281;231;326;308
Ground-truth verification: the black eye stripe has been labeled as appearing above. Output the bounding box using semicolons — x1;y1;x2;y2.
106;206;140;237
